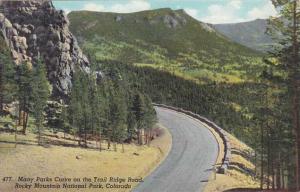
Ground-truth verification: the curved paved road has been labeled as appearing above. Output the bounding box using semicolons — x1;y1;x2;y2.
132;107;219;192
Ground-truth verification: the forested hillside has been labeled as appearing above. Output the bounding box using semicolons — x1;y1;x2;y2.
69;9;264;84
68;8;269;146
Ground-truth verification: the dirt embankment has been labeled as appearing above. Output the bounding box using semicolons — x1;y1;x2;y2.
204;132;259;192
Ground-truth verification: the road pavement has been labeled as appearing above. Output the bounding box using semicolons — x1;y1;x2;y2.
132;107;219;192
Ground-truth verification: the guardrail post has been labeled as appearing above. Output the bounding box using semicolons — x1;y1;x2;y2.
213;164;217;180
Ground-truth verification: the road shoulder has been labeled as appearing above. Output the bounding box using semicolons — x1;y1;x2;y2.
204;133;260;192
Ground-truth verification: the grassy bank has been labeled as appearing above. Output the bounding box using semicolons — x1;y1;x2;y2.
0;124;171;192
204;133;260;192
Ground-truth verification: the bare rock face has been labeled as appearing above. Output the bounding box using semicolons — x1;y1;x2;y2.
152;9;187;28
0;0;90;97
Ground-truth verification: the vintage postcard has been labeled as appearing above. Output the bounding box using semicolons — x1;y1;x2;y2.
0;0;297;191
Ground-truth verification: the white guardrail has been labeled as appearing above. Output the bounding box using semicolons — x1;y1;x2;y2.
153;103;231;174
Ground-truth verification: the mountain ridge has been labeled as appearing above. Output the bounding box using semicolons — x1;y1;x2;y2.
213;19;273;52
68;8;260;57
68;8;263;83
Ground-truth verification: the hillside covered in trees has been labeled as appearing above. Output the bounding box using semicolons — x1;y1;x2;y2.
68;6;298;190
68;9;264;84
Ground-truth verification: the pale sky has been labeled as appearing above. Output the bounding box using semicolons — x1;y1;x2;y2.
53;0;278;24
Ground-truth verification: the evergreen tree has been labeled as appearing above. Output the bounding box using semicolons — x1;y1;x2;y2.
60;103;70;138
132;92;145;144
143;95;157;144
265;0;300;188
89;72;108;150
131;92;157;144
127;105;137;142
16;62;33;134
68;68;84;145
80;72;91;147
144;95;157;130
68;68;95;147
31;59;50;144
0;38;16;116
97;82;110;150
107;80;128;148
88;72;98;142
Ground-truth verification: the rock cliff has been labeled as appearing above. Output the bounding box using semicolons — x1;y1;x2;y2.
0;0;90;97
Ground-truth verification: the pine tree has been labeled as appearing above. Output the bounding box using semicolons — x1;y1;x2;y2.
0;38;16;116
107;80;128;150
68;68;93;147
60;103;69;138
80;72;91;148
88;72;98;145
68;68;84;145
266;0;300;188
31;59;50;144
127;88;138;142
127;109;137;142
97;82;110;151
88;71;108;151
131;91;157;144
132;92;146;144
16;62;33;134
143;95;157;144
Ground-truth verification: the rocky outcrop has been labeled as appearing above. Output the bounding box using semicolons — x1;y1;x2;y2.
147;9;187;28
0;0;90;97
162;11;187;28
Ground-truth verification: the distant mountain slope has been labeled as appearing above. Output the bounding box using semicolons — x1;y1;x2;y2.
69;9;259;56
213;19;273;52
68;8;264;83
